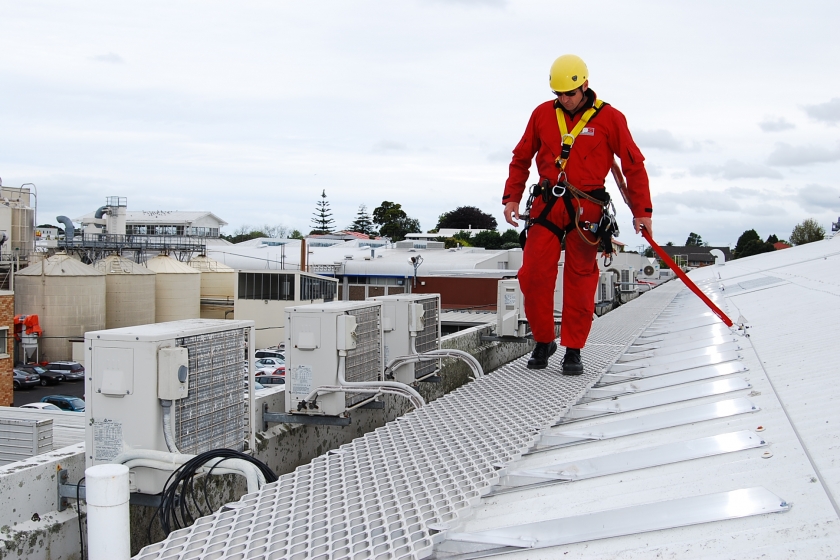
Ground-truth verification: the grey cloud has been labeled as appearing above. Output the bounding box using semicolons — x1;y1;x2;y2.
487;150;510;163
742;203;787;217
372;140;407;152
633;129;698;152
90;52;125;64
803;98;840;125
767;142;840;166
646;163;662;177
424;0;506;5
724;186;763;199
654;190;742;212
796;184;840;213
689;159;783;180
758;117;795;132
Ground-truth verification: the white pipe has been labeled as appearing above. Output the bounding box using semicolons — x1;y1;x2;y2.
387;349;484;379
120;459;262;493
160;400;181;454
86;463;130;560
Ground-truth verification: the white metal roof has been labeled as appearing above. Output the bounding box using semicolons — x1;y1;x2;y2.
74;210;228;226
133;237;840;559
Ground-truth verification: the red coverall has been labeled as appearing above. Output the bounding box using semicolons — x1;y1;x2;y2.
503;91;652;349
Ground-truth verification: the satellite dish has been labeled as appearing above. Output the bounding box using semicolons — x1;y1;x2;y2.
643;265;655;276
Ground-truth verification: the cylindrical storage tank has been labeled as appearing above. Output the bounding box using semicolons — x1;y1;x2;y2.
188;255;235;319
93;255;156;329
145;255;200;323
15;253;106;362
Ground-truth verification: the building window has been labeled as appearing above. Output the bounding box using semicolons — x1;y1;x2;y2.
238;273;295;300
0;327;8;357
301;276;336;302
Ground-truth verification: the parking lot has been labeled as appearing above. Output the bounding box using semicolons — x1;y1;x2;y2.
13;379;86;407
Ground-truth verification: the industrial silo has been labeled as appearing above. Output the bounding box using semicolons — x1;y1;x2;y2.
14;253;106;362
188;254;235;319
145;255;200;322
93;254;156;328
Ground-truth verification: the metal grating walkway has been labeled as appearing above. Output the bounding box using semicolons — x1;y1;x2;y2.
134;282;682;560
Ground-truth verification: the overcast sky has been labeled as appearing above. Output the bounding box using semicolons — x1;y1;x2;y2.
2;0;839;248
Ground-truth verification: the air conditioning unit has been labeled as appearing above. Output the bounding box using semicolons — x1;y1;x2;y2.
640;259;659;279
496;280;527;337
620;267;636;292
85;319;256;494
285;301;384;416
369;293;441;384
596;272;615;303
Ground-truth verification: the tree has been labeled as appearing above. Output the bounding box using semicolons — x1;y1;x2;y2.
685;232;706;246
790;218;825;246
738;238;775;258
289;230;304;240
310;190;335;234
472;230;504;249
437;206;497;231
733;229;760;259
372;201;421;242
665;241;674;246
766;234;779;244
347;205;377;236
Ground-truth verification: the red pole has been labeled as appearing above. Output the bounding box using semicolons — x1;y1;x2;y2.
609;160;732;327
640;227;733;327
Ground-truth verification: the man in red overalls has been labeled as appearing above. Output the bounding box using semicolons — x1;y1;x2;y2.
503;54;653;374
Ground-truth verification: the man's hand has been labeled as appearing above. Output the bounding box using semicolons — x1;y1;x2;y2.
504;202;521;227
634;217;653;236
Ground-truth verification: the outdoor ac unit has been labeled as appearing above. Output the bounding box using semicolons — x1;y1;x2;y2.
85;319;256;494
369;293;441;384
496;280;527;337
620;268;636;292
285;300;384;416
596;272;615;303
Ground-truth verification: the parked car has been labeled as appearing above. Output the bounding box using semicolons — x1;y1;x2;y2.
40;395;86;412
20;402;62;411
17;364;64;386
255;374;285;387
255;357;285;375
44;361;86;381
13;369;41;390
255;349;285;361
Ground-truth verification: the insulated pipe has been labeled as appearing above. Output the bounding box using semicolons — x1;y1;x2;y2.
86;463;130;560
160;400;182;454
94;205;109;219
56;216;75;242
120;459;262;493
387;350;484;380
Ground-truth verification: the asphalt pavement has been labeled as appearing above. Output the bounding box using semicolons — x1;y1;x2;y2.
13;379;86;407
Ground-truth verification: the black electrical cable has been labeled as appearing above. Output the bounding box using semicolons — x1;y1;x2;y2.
76;477;86;560
152;449;278;537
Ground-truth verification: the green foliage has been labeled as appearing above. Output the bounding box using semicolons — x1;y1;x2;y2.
372;201;421;242
311;190;335;234
740;239;776;258
766;234;779;244
733;229;760;258
347;205;377;236
437;206;498;230
685;232;706;246
643;246;654;258
500;229;520;245
472;230;504;249
790;218;825;246
289;230;304;240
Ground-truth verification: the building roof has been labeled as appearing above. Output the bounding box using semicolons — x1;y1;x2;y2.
135;236;840;560
659;244;732;262
144;255;200;274
17;254;104;277
74;210;228;227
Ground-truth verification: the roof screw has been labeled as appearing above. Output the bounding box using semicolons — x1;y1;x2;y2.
762;451;773;459
756;426;765;432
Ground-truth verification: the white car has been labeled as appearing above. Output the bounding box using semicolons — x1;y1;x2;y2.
20;402;62;411
255;357;285;375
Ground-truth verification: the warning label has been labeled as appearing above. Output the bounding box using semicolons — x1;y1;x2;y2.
93;419;123;461
504;293;517;309
290;364;314;397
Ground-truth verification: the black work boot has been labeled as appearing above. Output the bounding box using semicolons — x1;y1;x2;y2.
562;348;584;375
527;341;557;369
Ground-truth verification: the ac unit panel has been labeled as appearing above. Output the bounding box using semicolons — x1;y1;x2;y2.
497;279;527;337
286;301;384;415
369;294;441;383
85;319;254;494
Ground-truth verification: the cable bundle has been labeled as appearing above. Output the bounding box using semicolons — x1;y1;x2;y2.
151;449;278;538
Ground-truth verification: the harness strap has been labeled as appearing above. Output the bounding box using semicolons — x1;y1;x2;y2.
554;99;605;172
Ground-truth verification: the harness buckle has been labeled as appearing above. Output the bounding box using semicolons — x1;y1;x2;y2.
552;182;567;198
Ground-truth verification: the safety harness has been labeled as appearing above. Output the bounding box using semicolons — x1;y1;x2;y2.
520;97;619;265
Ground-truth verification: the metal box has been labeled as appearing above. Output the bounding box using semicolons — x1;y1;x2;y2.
85;319;255;494
285;301;384;416
369;294;441;384
496;280;527;337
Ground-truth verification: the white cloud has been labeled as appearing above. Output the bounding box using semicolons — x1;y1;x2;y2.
89;52;124;64
633;129;698;152
372;141;408;153
802;98;840;125
795;184;840;213
689;160;783;180
758;117;795;132
767;142;840;166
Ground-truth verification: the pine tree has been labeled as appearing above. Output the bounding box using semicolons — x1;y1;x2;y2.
348;205;376;236
310;190;335;234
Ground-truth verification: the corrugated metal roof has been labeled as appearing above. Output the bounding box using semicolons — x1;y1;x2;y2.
0;407;85;450
144;255;201;274
16;254;104;277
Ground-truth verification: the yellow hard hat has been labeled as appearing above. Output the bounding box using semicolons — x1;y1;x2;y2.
549;55;588;93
